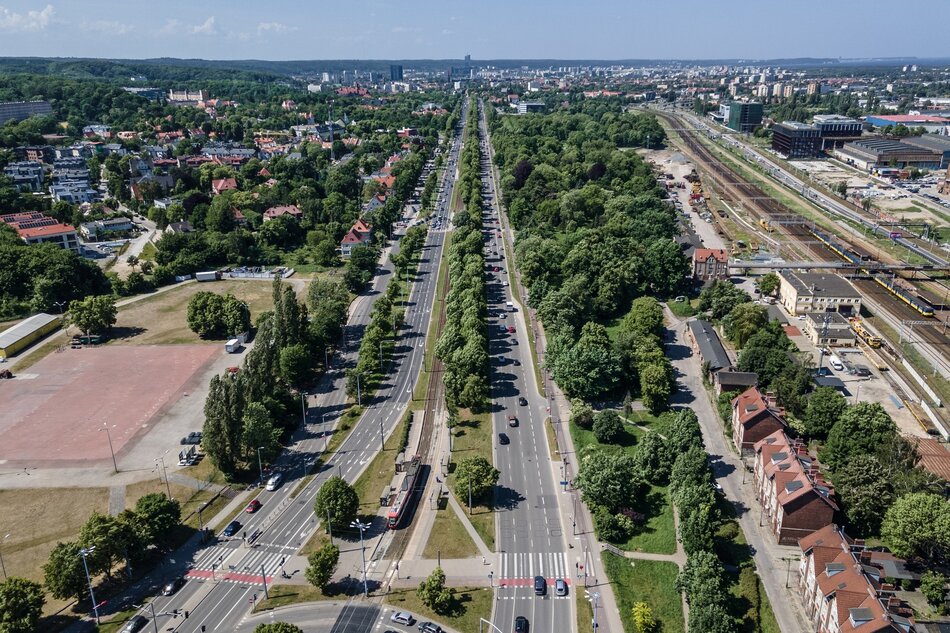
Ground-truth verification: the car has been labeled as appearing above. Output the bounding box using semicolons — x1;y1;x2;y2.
713;482;723;493
119;615;149;633
507;415;518;427
245;499;262;513
515;616;529;633
222;520;242;537
534;575;546;595
265;473;283;491
180;431;202;445
162;576;185;596
391;611;415;626
507;326;515;334
555;578;568;596
498;432;510;445
513;359;521;366
418;623;442;633
518;397;528;406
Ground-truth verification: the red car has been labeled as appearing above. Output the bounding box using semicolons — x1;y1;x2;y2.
245;499;262;513
493;267;499;272
507;326;515;334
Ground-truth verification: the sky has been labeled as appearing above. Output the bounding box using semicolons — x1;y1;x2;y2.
0;0;943;62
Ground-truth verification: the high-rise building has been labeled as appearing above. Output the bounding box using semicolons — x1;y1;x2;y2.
726;102;763;133
390;65;404;81
0;100;52;124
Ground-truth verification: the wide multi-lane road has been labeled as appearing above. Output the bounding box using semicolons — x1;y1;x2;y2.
477;101;575;633
132;104;468;633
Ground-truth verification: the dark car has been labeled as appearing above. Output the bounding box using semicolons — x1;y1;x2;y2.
515;616;529;633
498;432;510;445
222;520;242;537
513;359;521;366
518;397;528;406
418;623;443;633
119;615;149;633
180;431;202;445
534;575;546;595
162;576;185;596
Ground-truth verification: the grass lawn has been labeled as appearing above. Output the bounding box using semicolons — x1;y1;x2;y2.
93;607;141;633
543;416;560;461
353;410;411;513
601;553;684;633
110;279;303;346
124;477;230;529
423;504;479;559
667;298;698;318
138;241;157;261
385;585;493;633
447;409;496;550
577;591;595;633
251;584;337;612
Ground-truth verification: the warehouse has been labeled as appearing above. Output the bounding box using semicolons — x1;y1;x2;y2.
0;313;61;359
901;135;950;169
835;138;943;171
865;114;950;134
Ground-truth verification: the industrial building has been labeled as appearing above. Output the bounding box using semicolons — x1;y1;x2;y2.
811;114;863;150
0;100;52;124
771;122;822;158
901;134;950;169
835;138;944;171
726;101;763;133
778;271;862;316
0;313;60;359
865;114;950;134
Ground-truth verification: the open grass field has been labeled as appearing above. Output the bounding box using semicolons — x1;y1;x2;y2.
251;583;337;612
601;553;684;633
110;279;302;346
353;410;412;513
422;505;479;559
385;585;493;633
447;409;496;550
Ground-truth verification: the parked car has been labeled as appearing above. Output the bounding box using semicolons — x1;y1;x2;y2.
162;577;185;596
245;499;262;513
418;623;442;633
391;611;415;626
180;431;203;445
265;473;283;491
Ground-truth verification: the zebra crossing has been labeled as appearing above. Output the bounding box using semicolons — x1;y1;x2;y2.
185;543;289;585
499;551;570;582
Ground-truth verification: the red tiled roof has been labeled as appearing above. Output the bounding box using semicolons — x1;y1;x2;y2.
733;387;785;428
211;177;238;193
693;248;728;263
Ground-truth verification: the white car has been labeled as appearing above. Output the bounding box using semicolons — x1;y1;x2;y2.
391;611;415;626
265;473;283;491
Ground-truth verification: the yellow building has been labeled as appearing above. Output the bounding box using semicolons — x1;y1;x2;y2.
0;313;61;359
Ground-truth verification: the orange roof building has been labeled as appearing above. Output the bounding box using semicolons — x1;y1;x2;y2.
0;212;79;252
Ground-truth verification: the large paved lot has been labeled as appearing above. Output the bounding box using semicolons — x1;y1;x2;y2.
0;345;217;466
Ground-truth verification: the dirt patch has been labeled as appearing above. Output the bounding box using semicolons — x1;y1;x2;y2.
0;345;217;466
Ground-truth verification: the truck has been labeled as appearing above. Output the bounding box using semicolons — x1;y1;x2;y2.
225;338;242;353
828;355;844;371
195;271;220;282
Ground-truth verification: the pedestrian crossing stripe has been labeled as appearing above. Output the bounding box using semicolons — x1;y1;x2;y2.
498;552;572;582
188;547;288;582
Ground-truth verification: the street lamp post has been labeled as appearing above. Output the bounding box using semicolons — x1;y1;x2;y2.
132;602;160;633
379;418;385;450
350;520;370;597
585;590;600;631
321;414;329;451
256;447;266;486
155;453;172;499
79;546;100;625
0;533;9;580
479;618;504;633
300;393;307;427
100;424;118;473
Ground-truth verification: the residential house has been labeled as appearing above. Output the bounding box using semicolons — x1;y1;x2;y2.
799;525;918;633
263;205;303;222
732;387;787;454
340;218;373;257
79;217;135;240
0;212;79;252
3;161;45;192
231;208;247;227
753;430;838;545
211;178;238;195
686;319;732;379
692;248;730;281
164;220;194;235
715;371;759;395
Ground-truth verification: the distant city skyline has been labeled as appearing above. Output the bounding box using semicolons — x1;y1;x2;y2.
0;0;944;61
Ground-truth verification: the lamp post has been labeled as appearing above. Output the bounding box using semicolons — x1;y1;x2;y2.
379;418;385;450
0;533;9;580
79;546;100;625
350;520;370;597
585;590;600;631
256;446;266;486
300;392;307;427
132;602;160;633
155;452;172;499
321;413;329;451
53;300;67;314
100;424;118;473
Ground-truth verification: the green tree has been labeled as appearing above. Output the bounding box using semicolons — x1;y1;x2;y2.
78;512;140;579
313;476;359;532
132;492;180;548
687;603;736;633
880;492;950;560
821;402;897;472
576;450;645;512
42;541;88;602
202;373;244;476
66;294;117;336
920;571;947;609
631;432;672;485
253;624;304;633
757;272;780;296
631;601;657;633
0;577;45;633
677;550;726;606
592;410;625;444
417;566;453;614
186;291;225;338
670;445;712;497
305;543;340;591
723;302;768;348
279;343;310;388
221;294;251;336
640;363;673;414
621;297;665;340
834;455;893;536
803;387;848;440
242;402;281;462
454;456;500;503
570;399;595;430
667;409;703;455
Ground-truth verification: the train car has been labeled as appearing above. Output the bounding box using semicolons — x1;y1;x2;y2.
759;218;772;232
873;275;935;317
387;456;421;529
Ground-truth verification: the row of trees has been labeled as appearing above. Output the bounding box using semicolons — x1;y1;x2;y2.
435;101;490;411
490;104;686;403
202;277;340;477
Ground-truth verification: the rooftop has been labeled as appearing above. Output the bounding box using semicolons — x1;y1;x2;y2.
687;319;731;371
0;313;59;349
780;271;860;298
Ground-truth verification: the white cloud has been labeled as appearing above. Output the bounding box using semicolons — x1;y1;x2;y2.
82;20;133;35
157;18;179;35
257;21;297;36
190;16;217;36
0;4;54;32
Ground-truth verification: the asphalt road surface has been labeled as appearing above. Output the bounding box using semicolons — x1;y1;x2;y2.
477;101;575;633
130;103;470;633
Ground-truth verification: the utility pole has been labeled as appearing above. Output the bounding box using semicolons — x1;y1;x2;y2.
79;547;100;624
260;563;270;599
350;520;370;597
100;424;118;473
